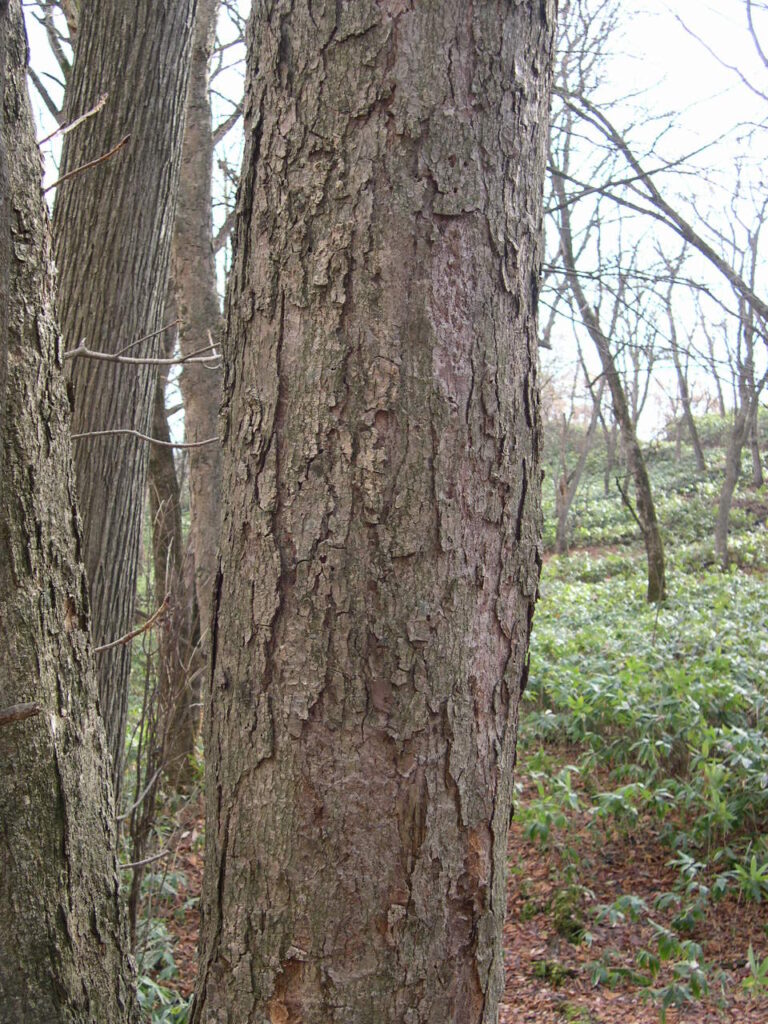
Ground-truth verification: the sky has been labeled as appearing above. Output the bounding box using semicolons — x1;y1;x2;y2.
541;0;768;436
21;1;768;439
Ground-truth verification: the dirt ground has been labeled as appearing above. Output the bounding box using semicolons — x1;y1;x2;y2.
155;784;768;1023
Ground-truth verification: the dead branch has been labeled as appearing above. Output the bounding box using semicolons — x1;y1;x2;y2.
93;596;170;655
39;93;108;146
114;319;182;357
43;133;130;194
0;703;41;728
119;848;171;871
72;429;220;449
64;340;220;367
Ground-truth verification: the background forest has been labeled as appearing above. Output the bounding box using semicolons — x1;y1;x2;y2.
2;0;767;1022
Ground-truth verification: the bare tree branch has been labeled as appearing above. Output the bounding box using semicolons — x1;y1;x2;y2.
0;703;41;728
43;133;130;194
72;429;220;450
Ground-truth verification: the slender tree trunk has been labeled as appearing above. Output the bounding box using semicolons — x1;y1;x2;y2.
715;407;750;568
147;313;200;789
555;382;604;554
604;419;618;496
0;4;136;1018
172;0;223;638
53;0;197;794
749;402;763;488
667;307;708;471
192;3;554;1022
670;343;706;472
555;176;666;601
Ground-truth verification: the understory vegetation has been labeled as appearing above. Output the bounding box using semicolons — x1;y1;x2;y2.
513;424;768;1020
122;421;768;1023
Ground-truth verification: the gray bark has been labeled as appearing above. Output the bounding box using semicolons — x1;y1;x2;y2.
0;3;136;1019
52;0;198;792
172;0;224;636
192;2;554;1023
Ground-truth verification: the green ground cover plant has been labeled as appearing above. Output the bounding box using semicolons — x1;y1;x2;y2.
519;435;768;1018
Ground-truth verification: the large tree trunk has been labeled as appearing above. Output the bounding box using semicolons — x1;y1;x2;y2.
0;3;136;1019
172;0;223;637
192;4;554;1023
555;175;666;602
52;0;197;794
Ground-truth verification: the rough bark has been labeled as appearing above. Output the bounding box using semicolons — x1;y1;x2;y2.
0;2;8;457
0;3;136;1019
555;175;666;602
52;0;198;792
148;316;201;789
192;3;554;1023
172;0;224;636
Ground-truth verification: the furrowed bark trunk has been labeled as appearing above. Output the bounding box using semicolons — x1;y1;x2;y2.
192;3;554;1023
172;0;223;637
0;3;136;1018
52;0;197;794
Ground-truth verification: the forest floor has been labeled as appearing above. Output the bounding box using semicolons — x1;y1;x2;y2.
152;774;768;1024
498;770;768;1023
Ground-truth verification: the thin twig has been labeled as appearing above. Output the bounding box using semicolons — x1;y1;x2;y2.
120;849;171;872
93;596;170;655
63;340;220;367
0;702;41;728
39;93;108;146
114;319;181;357
44;134;130;194
72;429;220;450
116;767;163;823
